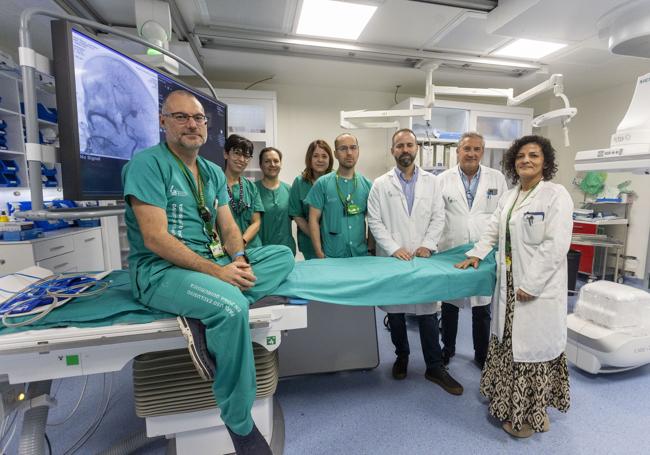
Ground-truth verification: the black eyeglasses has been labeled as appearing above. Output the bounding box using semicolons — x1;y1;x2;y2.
228;148;253;161
336;144;359;153
163;112;209;125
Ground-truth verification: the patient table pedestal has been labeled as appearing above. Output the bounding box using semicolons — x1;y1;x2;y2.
278;303;379;376
146;397;279;454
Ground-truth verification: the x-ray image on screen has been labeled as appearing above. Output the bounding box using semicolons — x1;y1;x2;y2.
53;21;228;200
73;31;159;160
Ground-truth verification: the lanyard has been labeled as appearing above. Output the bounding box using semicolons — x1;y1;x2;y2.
227;178;248;214
168;148;213;235
335;172;357;206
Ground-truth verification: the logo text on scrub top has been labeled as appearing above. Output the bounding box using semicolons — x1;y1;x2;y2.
170;203;184;238
169;185;188;197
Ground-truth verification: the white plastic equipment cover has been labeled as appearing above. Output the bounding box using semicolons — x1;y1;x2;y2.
574;281;650;336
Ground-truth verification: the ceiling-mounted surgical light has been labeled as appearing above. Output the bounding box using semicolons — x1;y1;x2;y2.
598;0;650;58
296;0;378;40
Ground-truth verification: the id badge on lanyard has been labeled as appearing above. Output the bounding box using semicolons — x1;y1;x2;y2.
207;197;225;258
209;237;225;258
345;202;361;215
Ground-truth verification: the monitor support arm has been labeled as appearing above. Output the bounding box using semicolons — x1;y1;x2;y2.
17;8;216;214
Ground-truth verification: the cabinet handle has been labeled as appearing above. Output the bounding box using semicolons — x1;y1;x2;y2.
50;245;65;251
53;262;69;270
84;237;96;242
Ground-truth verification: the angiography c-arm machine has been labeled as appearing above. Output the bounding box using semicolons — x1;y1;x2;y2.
568;70;650;374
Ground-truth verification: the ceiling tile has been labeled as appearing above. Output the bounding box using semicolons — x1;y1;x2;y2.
359;0;460;48
201;0;294;33
426;15;508;54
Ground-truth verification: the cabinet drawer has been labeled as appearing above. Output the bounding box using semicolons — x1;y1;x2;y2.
572;222;597;235
0;244;37;274
33;236;74;261
74;229;105;271
38;251;77;273
74;229;102;253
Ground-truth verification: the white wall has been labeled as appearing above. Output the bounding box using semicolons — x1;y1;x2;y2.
212;81;411;184
537;79;650;279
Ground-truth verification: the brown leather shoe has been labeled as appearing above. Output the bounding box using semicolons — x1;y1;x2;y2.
424;366;463;395
542;415;550;432
392;356;408;380
502;421;534;438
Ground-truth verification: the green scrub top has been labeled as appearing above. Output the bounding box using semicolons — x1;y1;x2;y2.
304;171;372;258
288;175;317;259
254;180;296;255
228;177;264;249
122;142;230;300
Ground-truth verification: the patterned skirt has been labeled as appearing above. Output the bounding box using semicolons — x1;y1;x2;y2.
479;265;570;432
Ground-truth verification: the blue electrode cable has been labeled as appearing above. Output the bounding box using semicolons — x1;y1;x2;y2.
1;273;110;328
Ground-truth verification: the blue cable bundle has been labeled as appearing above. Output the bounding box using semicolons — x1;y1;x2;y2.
0;273;108;328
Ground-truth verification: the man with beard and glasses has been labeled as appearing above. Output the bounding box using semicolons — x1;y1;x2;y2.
306;133;373;259
367;128;463;395
122;90;294;455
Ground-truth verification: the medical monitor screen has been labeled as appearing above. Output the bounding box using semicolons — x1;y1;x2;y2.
52;21;227;200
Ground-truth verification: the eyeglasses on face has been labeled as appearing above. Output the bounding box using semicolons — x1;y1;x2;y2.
229;148;253;160
163;112;209;125
336;144;359;153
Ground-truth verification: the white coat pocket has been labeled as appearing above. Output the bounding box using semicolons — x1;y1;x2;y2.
521;212;545;245
415;196;433;221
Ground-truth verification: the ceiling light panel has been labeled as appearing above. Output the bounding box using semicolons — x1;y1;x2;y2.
296;0;378;40
492;38;567;59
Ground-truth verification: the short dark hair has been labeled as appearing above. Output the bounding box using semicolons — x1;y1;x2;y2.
503;135;558;184
259;146;282;166
391;128;417;145
302;139;334;183
225;134;254;157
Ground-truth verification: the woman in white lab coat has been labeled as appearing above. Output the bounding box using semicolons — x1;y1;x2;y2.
456;135;573;438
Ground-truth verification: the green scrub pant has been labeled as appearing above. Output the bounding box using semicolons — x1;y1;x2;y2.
141;245;294;435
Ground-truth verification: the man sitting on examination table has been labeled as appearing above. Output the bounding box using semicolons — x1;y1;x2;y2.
121;90;294;455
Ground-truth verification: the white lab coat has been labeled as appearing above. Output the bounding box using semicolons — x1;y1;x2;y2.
466;181;574;362
367;166;444;315
438;165;508;308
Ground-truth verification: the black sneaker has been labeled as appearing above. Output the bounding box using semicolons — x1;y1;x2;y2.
177;316;216;381
392;356;408;380
441;348;455;366
474;355;486;370
227;424;272;455
425;366;464;395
